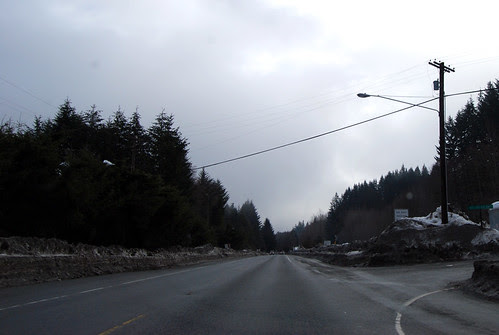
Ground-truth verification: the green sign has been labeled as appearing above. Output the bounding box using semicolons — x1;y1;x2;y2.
468;204;493;210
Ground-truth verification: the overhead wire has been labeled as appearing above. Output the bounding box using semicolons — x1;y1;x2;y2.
188;64;431;152
193;86;499;170
0;74;57;109
189;65;431;152
451;55;499;69
191;97;350;152
0;97;39;118
193;96;439;170
185;64;429;137
189;93;352;138
188;58;492;139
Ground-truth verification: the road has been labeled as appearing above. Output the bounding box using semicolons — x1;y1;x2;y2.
0;255;497;334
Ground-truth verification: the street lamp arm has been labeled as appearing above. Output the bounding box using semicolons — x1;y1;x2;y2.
357;93;438;112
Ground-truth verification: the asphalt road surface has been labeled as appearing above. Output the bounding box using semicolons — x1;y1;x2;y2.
0;255;497;334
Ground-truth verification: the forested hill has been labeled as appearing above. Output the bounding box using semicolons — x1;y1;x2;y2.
2;81;497;252
0;101;276;251
277;80;499;250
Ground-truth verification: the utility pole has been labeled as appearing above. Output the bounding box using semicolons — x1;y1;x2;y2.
429;60;455;224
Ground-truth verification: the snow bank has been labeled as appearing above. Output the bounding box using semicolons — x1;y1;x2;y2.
346;250;363;256
0;237;262;288
411;207;478;227
472;230;499;246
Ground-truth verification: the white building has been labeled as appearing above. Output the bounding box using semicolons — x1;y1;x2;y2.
489;201;499;230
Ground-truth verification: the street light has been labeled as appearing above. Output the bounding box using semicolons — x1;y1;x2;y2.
357;93;438;112
357;92;447;223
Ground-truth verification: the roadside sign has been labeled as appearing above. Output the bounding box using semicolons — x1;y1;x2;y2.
394;209;409;221
468;205;493;210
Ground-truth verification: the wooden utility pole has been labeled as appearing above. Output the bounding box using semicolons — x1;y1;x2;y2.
429;60;455;224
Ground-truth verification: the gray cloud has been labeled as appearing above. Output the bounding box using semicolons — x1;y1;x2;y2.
1;0;498;231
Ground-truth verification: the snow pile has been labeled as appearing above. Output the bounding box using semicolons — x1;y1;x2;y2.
0;237;261;288
366;208;499;266
385;207;478;233
0;237;247;261
411;207;477;227
346;250;363;256
294;208;498;268
378;207;493;246
472;230;499;246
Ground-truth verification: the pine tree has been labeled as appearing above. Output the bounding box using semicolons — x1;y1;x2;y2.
239;200;263;249
261;218;276;252
50;99;87;159
129;108;150;172
148;111;193;193
192;169;229;246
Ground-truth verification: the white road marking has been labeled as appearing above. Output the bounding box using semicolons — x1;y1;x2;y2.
0;304;20;311
395;312;404;335
79;287;105;294
286;256;292;263
0;295;68;311
120;267;202;285
395;288;454;335
0;266;206;312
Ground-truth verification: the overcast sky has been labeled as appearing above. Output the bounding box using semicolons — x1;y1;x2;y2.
1;0;498;232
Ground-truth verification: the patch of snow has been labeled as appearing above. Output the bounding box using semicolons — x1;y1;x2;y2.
346;250;363;256
411;207;478;227
1;253;73;257
39;254;72;257
400;221;426;230
472;229;499;246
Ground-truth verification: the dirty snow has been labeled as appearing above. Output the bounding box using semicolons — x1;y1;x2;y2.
346;250;363;256
472;229;499;246
411;207;478;227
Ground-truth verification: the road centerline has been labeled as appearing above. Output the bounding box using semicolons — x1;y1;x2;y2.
98;314;146;335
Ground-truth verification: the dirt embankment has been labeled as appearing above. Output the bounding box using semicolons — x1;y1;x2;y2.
292;211;499;300
459;260;499;301
293;216;499;267
0;237;260;288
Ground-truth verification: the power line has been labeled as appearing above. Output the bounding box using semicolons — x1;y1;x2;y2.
193;86;499;171
0;74;57;109
445;88;496;98
194;97;439;170
184;64;429;135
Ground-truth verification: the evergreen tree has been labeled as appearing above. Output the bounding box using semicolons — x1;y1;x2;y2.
107;106;131;166
239;200;263;249
444;82;499;218
261;218;276;252
192;169;229;246
50;99;87;159
224;203;247;249
149;111;193;193
129;108;150;172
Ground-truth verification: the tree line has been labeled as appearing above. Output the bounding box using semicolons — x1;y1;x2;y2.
276;80;498;250
0;100;276;251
